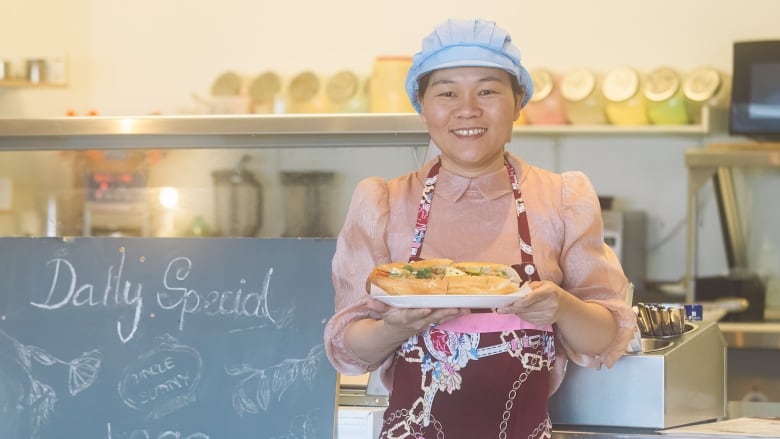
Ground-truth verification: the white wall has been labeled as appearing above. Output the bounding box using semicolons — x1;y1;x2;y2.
3;0;780;116
2;0;780;290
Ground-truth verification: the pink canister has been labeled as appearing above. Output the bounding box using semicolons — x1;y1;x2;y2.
560;68;608;125
523;68;568;125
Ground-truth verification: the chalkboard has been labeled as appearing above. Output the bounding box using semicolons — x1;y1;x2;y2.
0;237;338;439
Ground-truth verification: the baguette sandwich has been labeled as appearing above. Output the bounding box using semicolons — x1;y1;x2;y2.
367;258;523;296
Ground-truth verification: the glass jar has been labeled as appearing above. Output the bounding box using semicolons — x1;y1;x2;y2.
523;68;568;125
602;67;649;125
369;56;415;113
682;66;732;124
560;68;608;125
643;66;690;125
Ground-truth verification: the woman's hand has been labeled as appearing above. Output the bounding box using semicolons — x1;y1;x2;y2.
344;303;469;366
378;302;469;336
495;280;568;326
496;280;619;356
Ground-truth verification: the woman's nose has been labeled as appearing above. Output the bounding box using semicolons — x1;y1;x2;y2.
454;95;481;117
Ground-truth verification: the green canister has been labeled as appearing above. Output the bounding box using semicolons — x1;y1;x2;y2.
643;66;690;125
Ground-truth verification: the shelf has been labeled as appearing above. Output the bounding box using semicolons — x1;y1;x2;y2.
513;123;708;135
0;109;717;152
0;80;67;88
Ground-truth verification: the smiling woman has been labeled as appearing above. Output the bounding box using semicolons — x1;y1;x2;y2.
325;18;635;439
417;66;520;177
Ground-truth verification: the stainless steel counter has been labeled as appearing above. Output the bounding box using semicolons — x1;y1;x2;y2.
552;426;667;438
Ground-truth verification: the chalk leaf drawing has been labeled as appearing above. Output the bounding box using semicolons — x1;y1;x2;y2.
226;344;324;416
0;328;103;438
26;345;102;396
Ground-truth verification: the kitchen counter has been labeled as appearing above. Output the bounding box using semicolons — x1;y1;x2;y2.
552;426;668;438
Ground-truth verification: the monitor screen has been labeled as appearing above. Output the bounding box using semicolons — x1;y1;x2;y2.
729;40;780;140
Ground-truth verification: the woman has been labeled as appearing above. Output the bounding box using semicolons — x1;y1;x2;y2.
324;18;636;438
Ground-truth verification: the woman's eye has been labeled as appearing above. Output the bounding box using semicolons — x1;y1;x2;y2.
479;89;498;96
437;91;455;97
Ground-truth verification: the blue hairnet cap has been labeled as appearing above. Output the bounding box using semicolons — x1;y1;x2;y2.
405;19;534;114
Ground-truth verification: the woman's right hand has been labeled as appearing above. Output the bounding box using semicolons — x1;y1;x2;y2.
379;303;469;336
345;302;469;366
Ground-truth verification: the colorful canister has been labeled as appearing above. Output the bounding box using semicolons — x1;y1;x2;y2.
560;68;608;125
325;70;368;113
514;109;528;126
286;71;329;113
682;66;732;124
369;56;415;113
248;71;282;114
643;66;690;125
523;68;568;125
602;67;649;125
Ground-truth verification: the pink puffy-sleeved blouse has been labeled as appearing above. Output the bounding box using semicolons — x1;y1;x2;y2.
324;153;636;395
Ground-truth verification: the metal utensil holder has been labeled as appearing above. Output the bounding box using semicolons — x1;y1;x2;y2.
549;320;727;429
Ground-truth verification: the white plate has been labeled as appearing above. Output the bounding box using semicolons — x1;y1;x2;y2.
369;283;530;309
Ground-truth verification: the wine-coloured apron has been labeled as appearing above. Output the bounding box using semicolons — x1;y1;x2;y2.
379;155;555;439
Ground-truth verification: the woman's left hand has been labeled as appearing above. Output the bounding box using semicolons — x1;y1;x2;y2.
495;280;569;326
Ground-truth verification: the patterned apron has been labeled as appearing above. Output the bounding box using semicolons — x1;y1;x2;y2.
379;155;556;439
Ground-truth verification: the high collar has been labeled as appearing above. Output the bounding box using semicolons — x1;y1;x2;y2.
416;154;529;202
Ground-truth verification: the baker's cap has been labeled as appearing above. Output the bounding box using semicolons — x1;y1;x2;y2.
405;18;533;113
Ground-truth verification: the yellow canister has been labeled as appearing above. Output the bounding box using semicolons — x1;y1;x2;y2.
523;68;568;125
286;71;329;114
370;56;415;113
643;66;690;125
248;71;282;114
514;109;528;126
560;68;608;125
326;70;368;113
602;67;649;125
682;66;732;124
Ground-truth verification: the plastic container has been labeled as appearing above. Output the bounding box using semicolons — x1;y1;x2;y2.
514;109;528;126
286;71;329;113
325;70;368;113
369;56;415;113
26;59;46;84
682;66;732;124
560;68;608;125
523;68;568;125
602;67;649;125
248;71;282;114
643;66;690;125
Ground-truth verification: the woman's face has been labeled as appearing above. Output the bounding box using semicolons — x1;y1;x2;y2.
419;66;522;177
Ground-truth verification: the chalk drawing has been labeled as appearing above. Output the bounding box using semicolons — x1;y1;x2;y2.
225;344;324;415
118;334;202;420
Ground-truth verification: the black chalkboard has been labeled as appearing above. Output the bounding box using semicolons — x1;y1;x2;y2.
0;237;338;439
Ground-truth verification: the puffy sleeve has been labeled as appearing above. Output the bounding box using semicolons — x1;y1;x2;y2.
324;177;395;375
557;171;636;370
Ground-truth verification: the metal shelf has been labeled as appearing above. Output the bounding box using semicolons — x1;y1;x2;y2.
0;108;718;151
0;114;431;150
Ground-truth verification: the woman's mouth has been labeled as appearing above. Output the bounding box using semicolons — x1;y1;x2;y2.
451;128;487;137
